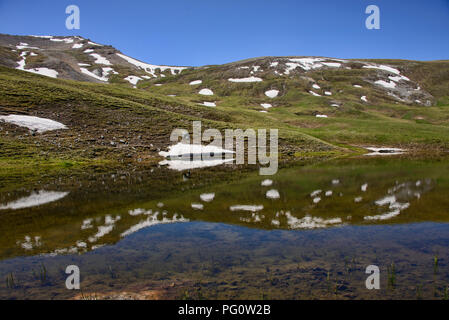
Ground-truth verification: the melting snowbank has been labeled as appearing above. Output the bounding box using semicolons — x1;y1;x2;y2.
0;115;67;133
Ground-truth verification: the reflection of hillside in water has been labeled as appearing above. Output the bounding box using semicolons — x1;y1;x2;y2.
0;158;447;261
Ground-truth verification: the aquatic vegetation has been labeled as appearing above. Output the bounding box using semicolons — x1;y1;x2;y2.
387;263;396;290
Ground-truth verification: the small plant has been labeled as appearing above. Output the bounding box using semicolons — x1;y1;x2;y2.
433;255;439;275
334;279;339;295
108;265;116;279
80;291;99;300
387;262;396;290
6;273;16;289
260;289;267;300
326;271;331;293
39;263;47;284
416;284;422;300
443;286;448;300
181;289;192;300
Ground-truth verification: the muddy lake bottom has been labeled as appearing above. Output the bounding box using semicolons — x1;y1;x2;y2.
1;156;449;299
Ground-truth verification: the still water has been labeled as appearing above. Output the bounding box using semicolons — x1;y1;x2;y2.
1;156;448;299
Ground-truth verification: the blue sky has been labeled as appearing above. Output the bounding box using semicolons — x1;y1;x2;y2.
0;0;448;66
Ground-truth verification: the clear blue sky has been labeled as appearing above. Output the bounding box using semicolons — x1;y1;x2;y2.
0;0;448;66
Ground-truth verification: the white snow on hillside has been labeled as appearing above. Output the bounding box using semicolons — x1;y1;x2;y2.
322;62;341;68
199;88;214;95
15;52;58;78
80;67;108;81
89;53;112;65
312;84;321;89
265;89;279;98
228;76;262;83
16;42;40;50
287;57;345;72
124;75;143;85
0;115;67;133
159;143;235;170
30;35;53;39
260;103;272;109
316;114;328;118
159;143;234;157
189;80;202;85
50;38;74;44
361;96;368;102
201;101;216;107
363;64;402;75
88;41;102;46
25;68;59;78
309;91;321;97
375;80;396;89
72;43;83;49
116;53;186;77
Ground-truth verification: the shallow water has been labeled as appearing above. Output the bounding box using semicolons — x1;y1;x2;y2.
1;156;449;299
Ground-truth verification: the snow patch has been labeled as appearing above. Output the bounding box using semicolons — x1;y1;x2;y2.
116;53;186;77
265;90;279;98
189;80;202;85
260;103;272;109
199;88;214;96
228;76;262;83
0;115;67;132
124;75;143;86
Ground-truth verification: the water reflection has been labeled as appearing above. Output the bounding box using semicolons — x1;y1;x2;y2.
0;156;448;299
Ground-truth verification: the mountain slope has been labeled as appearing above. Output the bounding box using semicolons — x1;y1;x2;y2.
1;34;449;191
0;34;187;85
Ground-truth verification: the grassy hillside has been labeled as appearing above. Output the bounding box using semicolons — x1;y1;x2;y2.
1;55;449;190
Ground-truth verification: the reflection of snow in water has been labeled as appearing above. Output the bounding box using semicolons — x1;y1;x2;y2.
310;190;322;197
313;197;321;204
0;190;69;210
17;235;41;250
266;189;280;199
332;179;340;185
325;190;333;197
361;183;368;192
364;195;410;221
364;180;432;221
191;203;204;210
354;197;363;203
159;143;235;171
159;158;234;171
281;211;342;229
230;205;263;212
121;210;188;237
261;179;273;187
365;147;404;156
200;193;215;202
81;218;93;229
88;215;121;243
240;212;264;223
